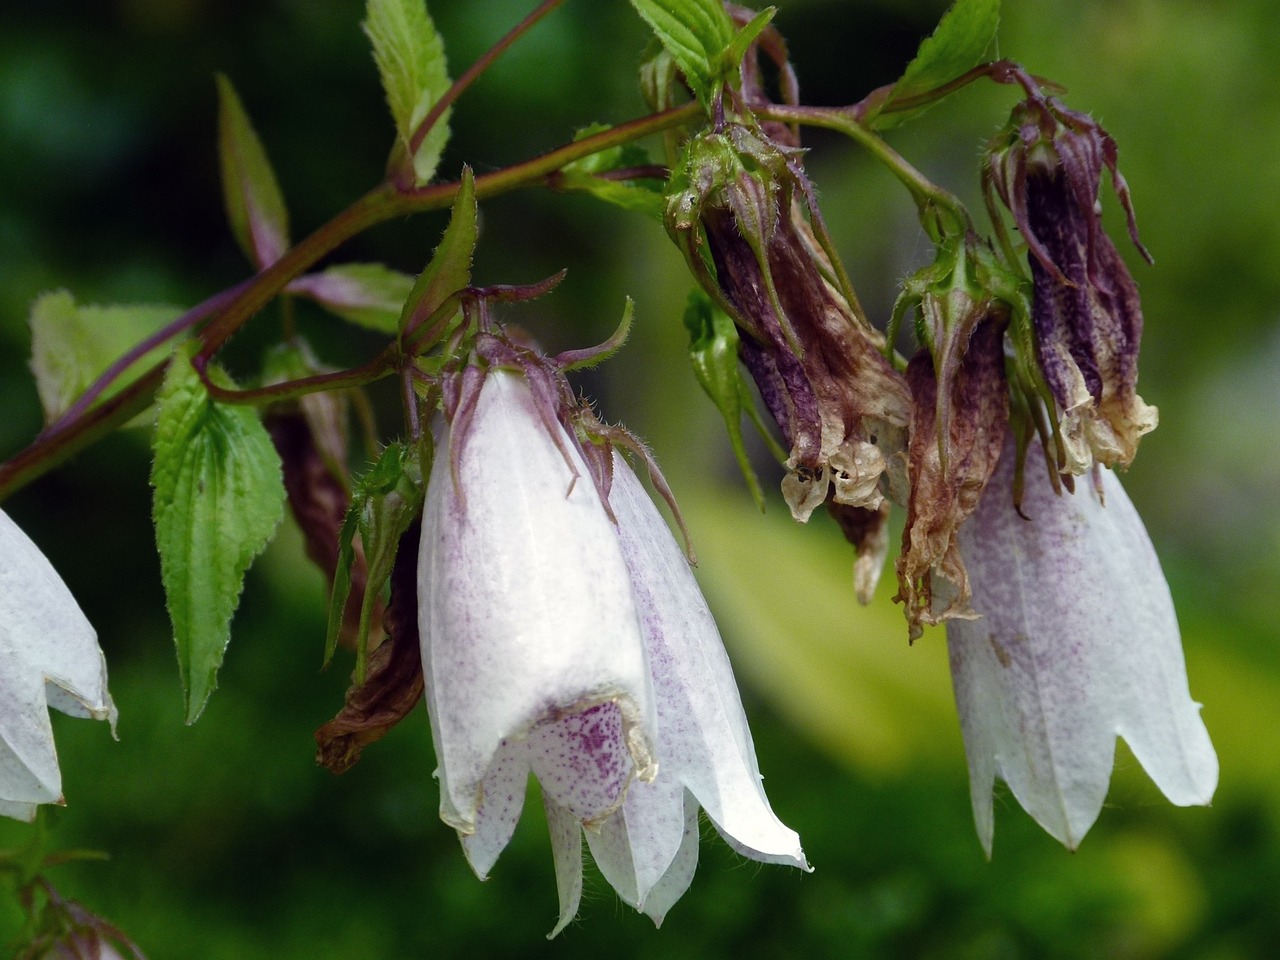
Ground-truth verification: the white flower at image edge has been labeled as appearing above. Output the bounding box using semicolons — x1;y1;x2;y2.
417;370;807;936
0;509;117;822
947;438;1218;853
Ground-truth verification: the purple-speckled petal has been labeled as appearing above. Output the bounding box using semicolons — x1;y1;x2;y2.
526;701;633;824
543;797;584;939
608;454;808;870
947;438;1217;853
460;745;530;879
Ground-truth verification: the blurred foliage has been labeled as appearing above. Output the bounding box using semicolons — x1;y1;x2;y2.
1;0;1278;957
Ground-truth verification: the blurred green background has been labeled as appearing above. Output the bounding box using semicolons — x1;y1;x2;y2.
2;0;1278;956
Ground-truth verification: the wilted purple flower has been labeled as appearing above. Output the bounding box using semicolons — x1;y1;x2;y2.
946;437;1217;852
417;368;806;934
987;97;1157;475
0;509;116;822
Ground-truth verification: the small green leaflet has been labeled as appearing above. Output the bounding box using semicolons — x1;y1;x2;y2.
871;0;1001;129
683;291;783;511
326;442;424;683
629;0;735;107
556;124;665;220
288;263;415;334
399;165;476;346
363;0;452;186
151;345;285;723
216;74;290;267
28;290;182;426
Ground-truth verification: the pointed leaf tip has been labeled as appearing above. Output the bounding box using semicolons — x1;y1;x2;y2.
151;346;286;722
363;0;452;185
628;0;736;107
216;74;290;266
872;0;1001;129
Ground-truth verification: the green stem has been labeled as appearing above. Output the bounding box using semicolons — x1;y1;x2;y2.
758;103;970;240
407;0;567;163
0;362;166;503
0;102;702;503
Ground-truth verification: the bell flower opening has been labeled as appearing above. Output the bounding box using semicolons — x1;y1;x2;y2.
946;437;1217;854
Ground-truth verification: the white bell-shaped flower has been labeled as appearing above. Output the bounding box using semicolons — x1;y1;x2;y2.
417;368;807;935
0;508;117;821
417;370;658;918
946;438;1218;852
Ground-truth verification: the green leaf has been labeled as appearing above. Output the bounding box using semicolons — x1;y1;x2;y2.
151;345;286;723
722;7;777;77
399;165;476;346
216;74;290;267
288;263;415;334
872;0;1001;129
363;0;452;185
28;290;182;426
629;0;736;107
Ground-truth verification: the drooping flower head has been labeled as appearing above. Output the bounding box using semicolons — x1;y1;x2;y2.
986;91;1157;476
0;508;116;821
946;436;1217;852
662;43;912;612
417;330;806;934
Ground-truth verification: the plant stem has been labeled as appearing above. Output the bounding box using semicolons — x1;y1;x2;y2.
758;103;970;240
0;102;702;503
407;0;567;162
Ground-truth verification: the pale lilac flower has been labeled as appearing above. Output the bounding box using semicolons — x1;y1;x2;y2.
946;439;1217;852
579;454;809;927
417;369;806;935
0;509;117;822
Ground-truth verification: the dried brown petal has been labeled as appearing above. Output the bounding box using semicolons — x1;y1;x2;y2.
708;200;911;521
896;316;1009;641
827;500;891;604
315;520;423;774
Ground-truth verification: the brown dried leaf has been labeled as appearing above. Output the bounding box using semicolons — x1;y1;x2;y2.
315;520;423;774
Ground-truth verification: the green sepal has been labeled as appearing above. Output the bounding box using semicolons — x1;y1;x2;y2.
683;291;782;511
150;343;286;723
216;74;290;267
869;0;1001;130
28;290;182;427
289;262;415;334
325;442;425;682
629;0;736;108
722;7;777;78
399;165;477;348
363;0;452;186
555;125;665;220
